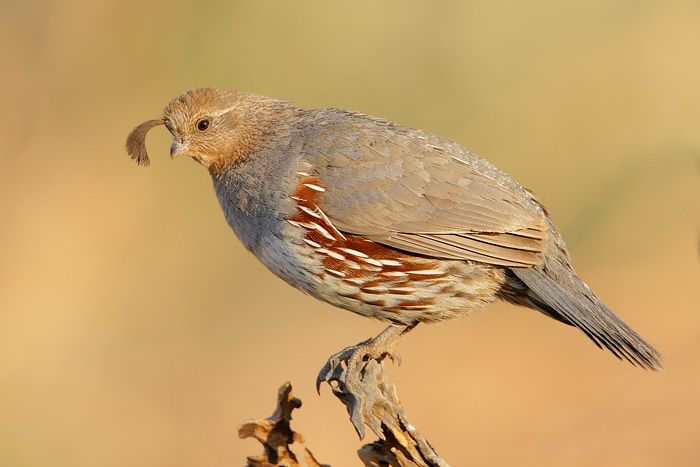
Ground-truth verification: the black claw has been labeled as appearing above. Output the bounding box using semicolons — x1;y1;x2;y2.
316;355;343;394
315;363;329;394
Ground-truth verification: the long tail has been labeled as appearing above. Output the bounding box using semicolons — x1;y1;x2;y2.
513;267;663;371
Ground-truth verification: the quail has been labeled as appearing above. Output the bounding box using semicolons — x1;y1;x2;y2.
126;88;662;383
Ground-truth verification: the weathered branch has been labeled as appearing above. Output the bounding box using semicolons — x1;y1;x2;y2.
238;382;329;467
239;356;450;467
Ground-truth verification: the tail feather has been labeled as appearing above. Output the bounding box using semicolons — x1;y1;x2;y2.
514;267;663;371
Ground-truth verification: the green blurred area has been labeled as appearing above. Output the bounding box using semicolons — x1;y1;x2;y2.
1;1;699;466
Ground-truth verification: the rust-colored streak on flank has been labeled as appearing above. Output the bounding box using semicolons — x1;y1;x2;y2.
405;271;449;281
287;176;449;313
396;299;433;309
386;287;415;295
359;279;389;294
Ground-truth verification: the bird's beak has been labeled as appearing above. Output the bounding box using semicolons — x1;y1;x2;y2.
170;139;190;159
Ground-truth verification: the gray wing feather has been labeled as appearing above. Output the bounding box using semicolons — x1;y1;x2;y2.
373;233;542;267
298;110;548;266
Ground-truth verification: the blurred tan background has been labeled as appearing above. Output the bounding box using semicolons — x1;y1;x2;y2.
1;1;699;465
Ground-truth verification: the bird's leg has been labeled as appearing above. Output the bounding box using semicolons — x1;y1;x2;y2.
316;323;415;393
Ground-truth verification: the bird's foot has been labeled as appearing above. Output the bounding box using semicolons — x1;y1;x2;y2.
315;324;413;438
315;337;395;393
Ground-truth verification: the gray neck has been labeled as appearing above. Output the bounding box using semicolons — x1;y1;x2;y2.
211;134;301;253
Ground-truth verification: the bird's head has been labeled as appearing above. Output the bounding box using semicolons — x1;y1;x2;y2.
126;88;289;173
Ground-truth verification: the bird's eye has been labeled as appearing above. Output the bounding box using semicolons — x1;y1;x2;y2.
196;119;210;131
